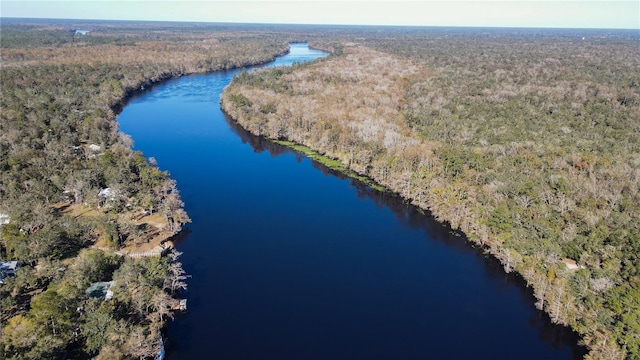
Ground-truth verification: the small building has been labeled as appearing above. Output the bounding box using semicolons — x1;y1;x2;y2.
98;187;113;199
98;188;120;203
170;298;187;311
0;261;18;285
562;258;584;270
73;29;90;36
0;213;10;226
86;281;114;300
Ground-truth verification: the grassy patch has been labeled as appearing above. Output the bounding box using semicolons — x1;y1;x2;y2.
273;139;387;192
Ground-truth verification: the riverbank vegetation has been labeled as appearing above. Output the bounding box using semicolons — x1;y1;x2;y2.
222;28;640;359
0;19;300;358
2;19;638;358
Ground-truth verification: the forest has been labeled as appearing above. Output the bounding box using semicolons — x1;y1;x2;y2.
0;19;299;359
221;28;640;359
1;19;638;359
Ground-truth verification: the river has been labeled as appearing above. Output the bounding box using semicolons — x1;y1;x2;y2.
117;43;583;359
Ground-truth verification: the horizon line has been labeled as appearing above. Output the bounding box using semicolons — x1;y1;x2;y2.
2;16;639;31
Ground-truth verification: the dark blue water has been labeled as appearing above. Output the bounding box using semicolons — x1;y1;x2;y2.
117;43;582;359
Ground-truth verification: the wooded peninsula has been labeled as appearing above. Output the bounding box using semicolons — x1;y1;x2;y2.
1;19;639;359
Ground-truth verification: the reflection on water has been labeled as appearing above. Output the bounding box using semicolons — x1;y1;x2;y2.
224;111;585;358
118;43;584;360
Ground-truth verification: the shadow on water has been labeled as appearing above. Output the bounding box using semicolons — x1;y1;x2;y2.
224;113;587;359
116;42;588;359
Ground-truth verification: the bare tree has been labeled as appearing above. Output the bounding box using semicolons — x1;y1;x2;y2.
165;250;190;295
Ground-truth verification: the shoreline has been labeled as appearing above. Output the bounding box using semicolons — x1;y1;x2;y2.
108;41;309;355
0;29;298;358
219;43;597;354
221;109;588;357
109;46;292;116
271;139;387;192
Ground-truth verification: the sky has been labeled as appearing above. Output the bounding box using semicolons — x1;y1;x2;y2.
1;1;639;29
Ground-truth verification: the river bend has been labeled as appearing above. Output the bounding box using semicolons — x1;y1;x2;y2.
117;43;581;359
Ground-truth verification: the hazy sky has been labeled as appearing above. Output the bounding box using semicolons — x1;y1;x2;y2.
2;1;639;29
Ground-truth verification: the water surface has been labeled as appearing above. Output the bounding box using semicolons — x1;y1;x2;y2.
117;43;582;359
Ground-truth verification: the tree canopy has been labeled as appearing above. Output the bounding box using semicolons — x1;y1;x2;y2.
222;29;640;359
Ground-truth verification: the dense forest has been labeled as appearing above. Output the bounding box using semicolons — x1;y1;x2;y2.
221;28;640;359
0;19;298;359
2;19;638;359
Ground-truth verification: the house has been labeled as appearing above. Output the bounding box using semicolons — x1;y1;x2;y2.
73;29;90;36
85;281;114;300
0;213;10;226
98;187;114;199
562;258;585;270
0;261;18;285
170;298;187;311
